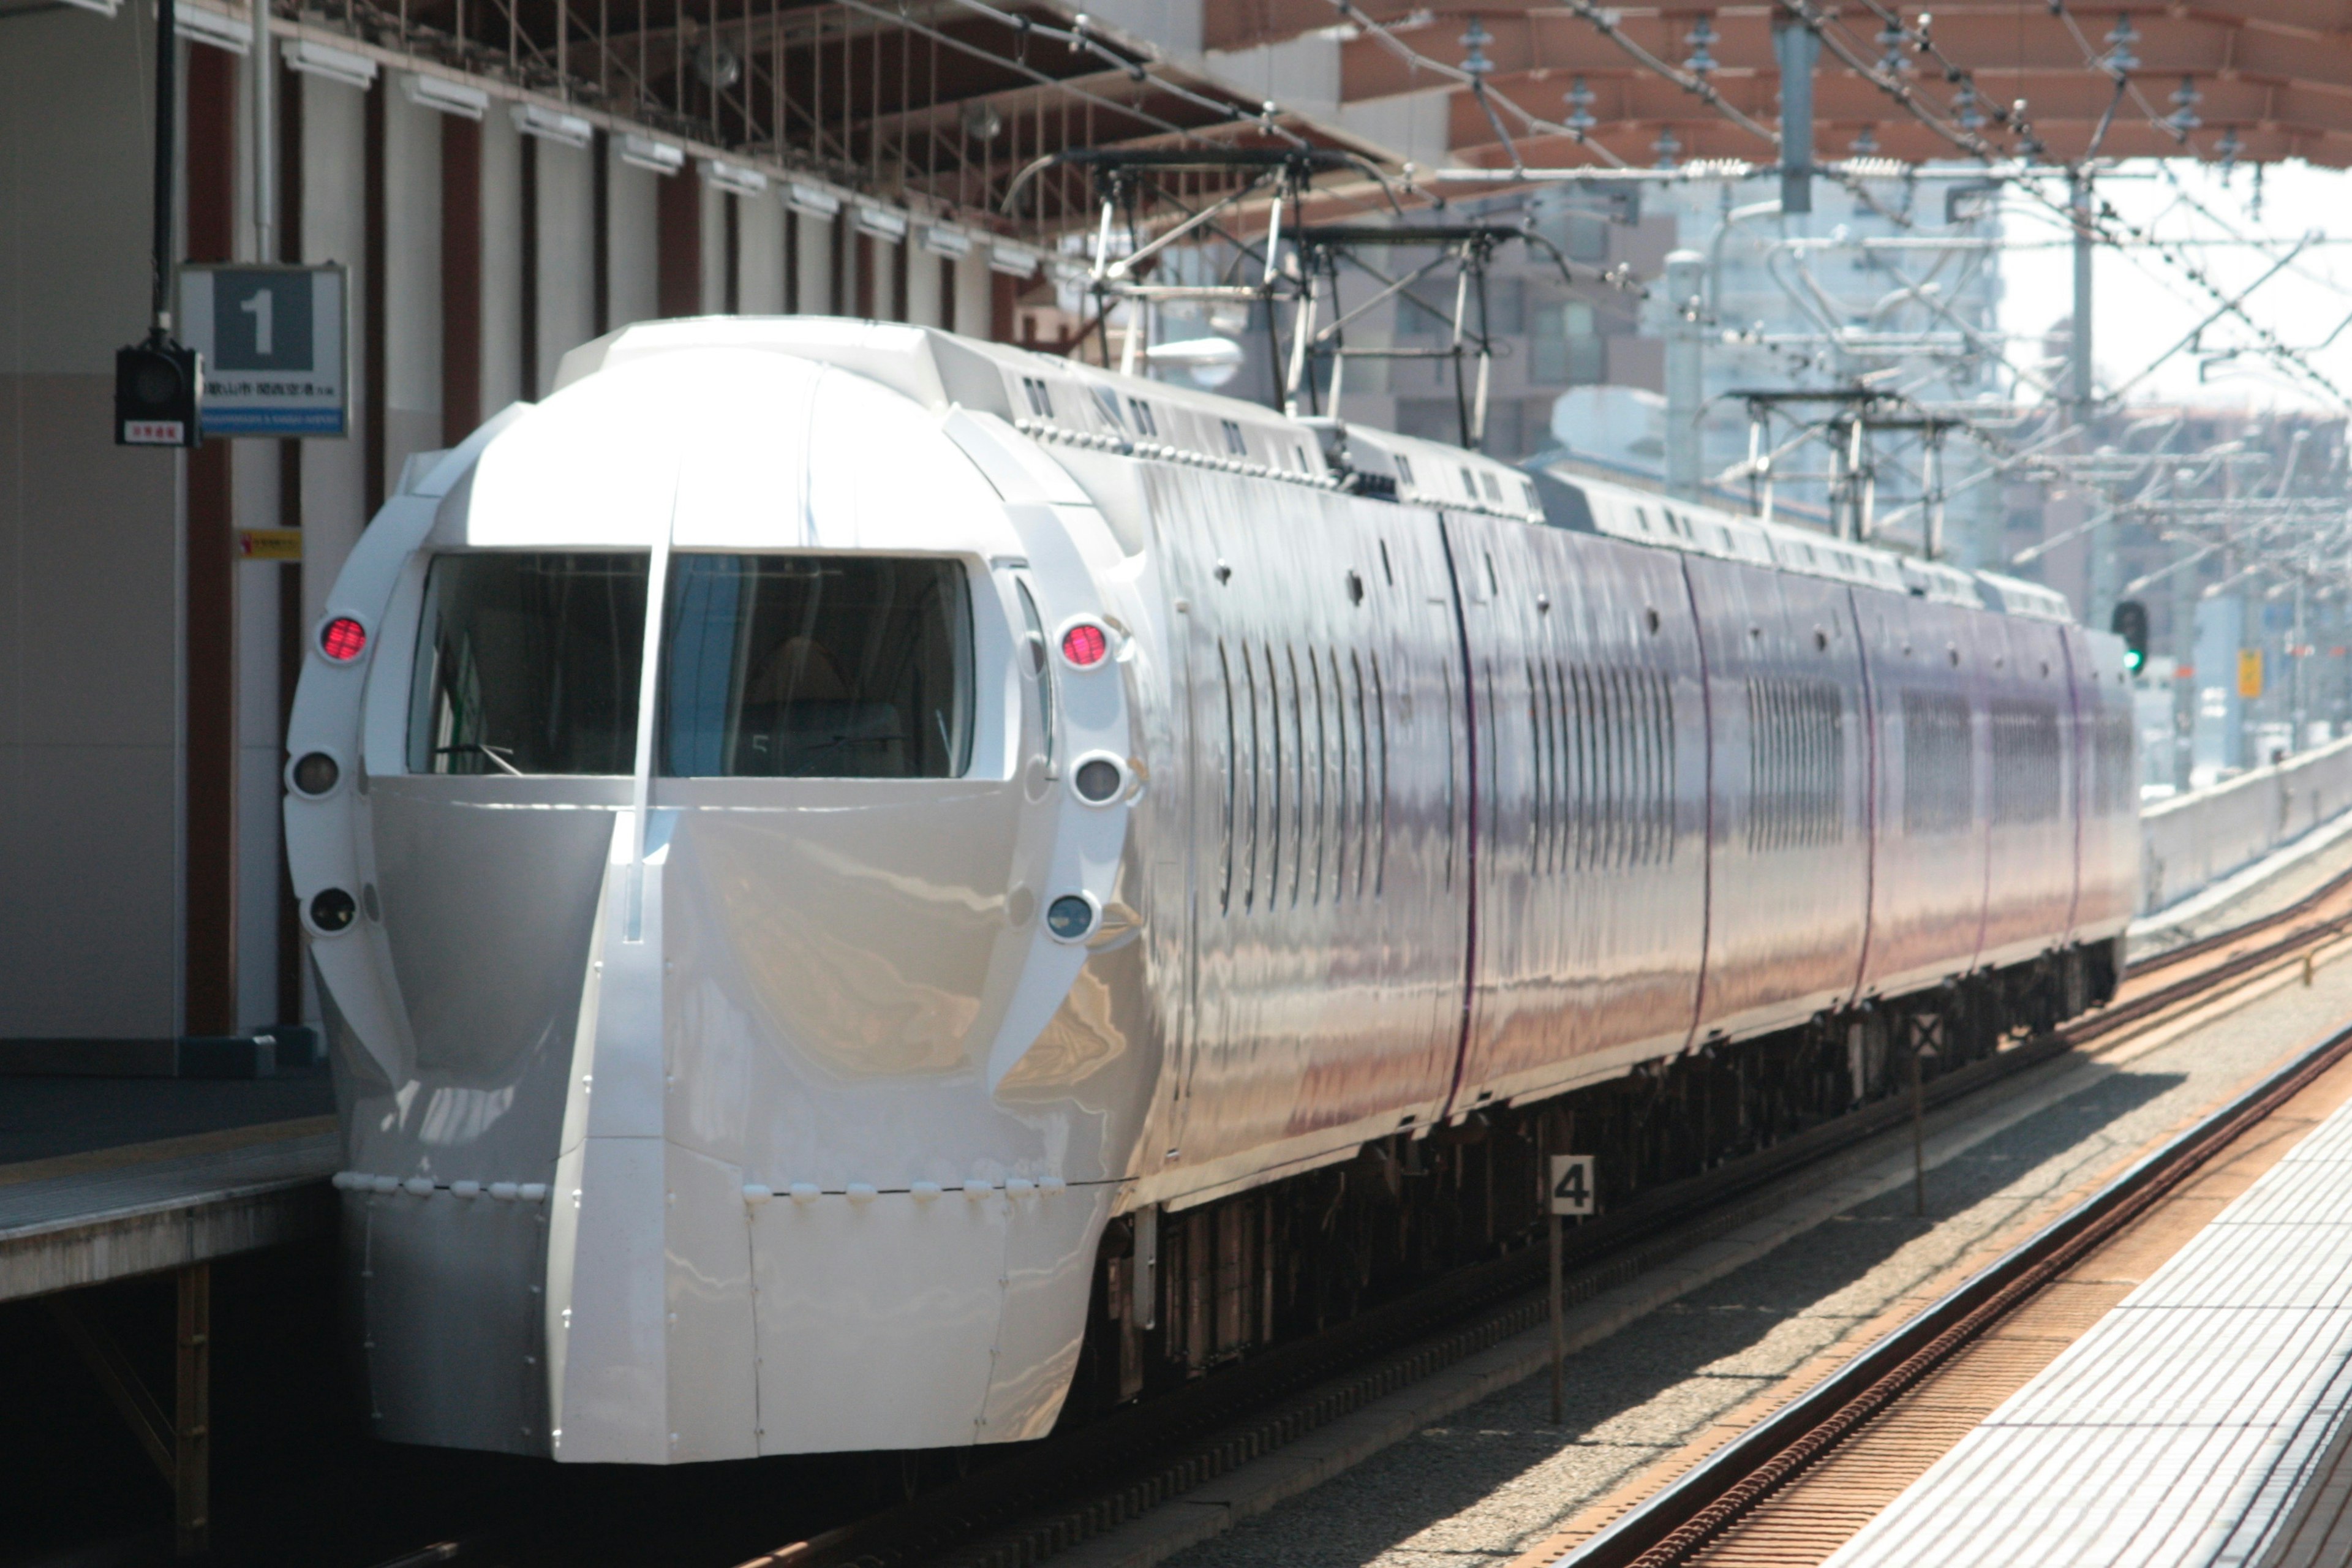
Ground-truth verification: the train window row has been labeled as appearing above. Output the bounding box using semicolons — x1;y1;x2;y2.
407;551;974;782
1215;639;1389;916
1901;689;1974;835
1746;677;1845;852
1523;660;1676;875
1989;699;2065;824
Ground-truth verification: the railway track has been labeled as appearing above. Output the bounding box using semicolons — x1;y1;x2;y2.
729;875;2352;1568
360;867;2352;1568
1557;970;2352;1568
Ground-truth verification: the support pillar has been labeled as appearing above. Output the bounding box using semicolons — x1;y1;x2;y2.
49;1263;213;1556
1773;20;1820;216
1663;249;1704;502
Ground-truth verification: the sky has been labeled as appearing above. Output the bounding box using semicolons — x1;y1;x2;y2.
1997;159;2352;414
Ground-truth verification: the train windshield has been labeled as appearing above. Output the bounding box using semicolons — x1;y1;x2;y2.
658;555;973;779
406;552;649;775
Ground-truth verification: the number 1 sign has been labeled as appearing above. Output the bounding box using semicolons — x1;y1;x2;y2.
178;264;349;437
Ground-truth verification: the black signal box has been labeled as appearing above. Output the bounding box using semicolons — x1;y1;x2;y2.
115;340;203;448
2111;600;2149;673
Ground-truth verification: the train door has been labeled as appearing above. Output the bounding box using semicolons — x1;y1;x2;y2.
1683;555;1873;1042
1445;514;1708;1108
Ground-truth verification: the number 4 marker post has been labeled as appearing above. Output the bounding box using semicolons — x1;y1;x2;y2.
1546;1153;1595;1423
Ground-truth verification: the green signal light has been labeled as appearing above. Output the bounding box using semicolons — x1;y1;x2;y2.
2124;649;2144;671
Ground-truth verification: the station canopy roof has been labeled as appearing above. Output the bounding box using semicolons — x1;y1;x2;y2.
1196;1;2352;172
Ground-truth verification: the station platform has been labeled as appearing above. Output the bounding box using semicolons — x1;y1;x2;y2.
0;1105;338;1304
1825;1074;2352;1567
0;1072;339;1552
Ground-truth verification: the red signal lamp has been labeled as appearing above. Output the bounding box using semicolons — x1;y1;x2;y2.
320;616;369;663
1059;620;1110;669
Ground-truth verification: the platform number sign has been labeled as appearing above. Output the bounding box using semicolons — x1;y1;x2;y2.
177;263;349;437
1549;1155;1596;1217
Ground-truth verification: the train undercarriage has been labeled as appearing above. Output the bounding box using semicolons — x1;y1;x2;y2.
1064;937;2124;1423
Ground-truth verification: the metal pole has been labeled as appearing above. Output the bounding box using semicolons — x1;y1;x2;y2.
1911;1040;1935;1218
1664;249;1703;502
249;0;273;263
2069;172;2096;428
1772;19;1819;216
1548;1193;1564;1424
151;0;181;336
175;1263;211;1555
1923;431;1945;560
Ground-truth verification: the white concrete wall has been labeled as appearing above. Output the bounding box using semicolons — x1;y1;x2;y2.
0;10;183;1040
738;194;786;315
480;109;524;413
535;137;595;396
383;87;443;473
298;74;369;633
870;235;899;321
905;244;943;328
956;253;991;339
2143;736;2352;914
797;213;836;315
701;181;727;312
533;135;592;399
608;153;660;328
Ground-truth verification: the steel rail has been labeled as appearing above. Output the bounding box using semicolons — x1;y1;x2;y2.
1558;988;2352;1567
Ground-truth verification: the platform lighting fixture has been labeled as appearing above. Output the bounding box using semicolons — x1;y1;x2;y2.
512;103;592;147
284;39;379;89
401;72;489;119
921;225;974;260
170;3;249;54
854;204;910;242
618;134;684;175
962;102;1005;142
786;181;843;219
989;244;1041;279
699;159;767;197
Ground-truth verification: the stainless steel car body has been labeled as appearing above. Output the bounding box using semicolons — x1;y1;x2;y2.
284;318;2138;1465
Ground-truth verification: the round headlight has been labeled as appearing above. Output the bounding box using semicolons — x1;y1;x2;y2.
309;888;358;933
291;751;341;797
1045;893;1099;943
1072;755;1124;805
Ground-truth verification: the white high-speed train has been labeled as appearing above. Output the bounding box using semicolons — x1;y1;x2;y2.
285;317;2136;1464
